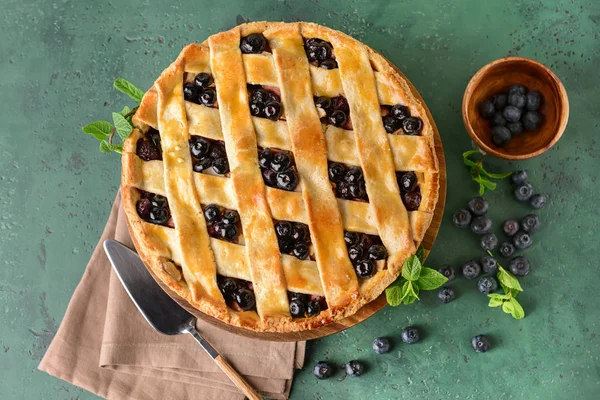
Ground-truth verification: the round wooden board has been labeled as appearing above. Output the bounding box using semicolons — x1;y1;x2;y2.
142;60;447;342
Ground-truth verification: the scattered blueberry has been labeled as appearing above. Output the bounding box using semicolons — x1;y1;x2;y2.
480;255;498;274
503;219;519;237
530;194;547;209
462;260;482;280
453;209;472;228
401;327;420;344
480;233;498;251
492;126;511;147
522;111;541;131
521;214;541;233
471;335;490;353
438;287;455;303
372;337;391;354
478;276;498;294
509;256;531;276
526;91;542;111
313;361;332;380
345;360;365;377
512;231;533;250
499;241;515;258
471;215;493;235
514;182;534;202
503;105;522;122
511;170;528;184
468;196;489;216
438;265;456;281
479;100;496;119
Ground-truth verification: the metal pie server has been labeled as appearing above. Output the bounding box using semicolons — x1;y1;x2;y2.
103;239;262;400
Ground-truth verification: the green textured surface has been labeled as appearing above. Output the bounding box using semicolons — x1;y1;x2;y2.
1;0;599;399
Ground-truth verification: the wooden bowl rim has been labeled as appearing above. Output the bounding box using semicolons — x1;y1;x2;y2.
462;56;569;160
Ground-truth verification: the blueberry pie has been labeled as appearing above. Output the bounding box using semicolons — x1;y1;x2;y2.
121;22;439;332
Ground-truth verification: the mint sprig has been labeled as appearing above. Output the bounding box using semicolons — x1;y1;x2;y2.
386;245;448;306
463;150;512;195
82;78;143;154
487;252;525;319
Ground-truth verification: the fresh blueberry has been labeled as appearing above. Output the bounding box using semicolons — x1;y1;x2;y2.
508;84;527;96
509;256;531;276
383;114;401;133
218;277;237;299
235;288;256;311
329;110;348;127
183;82;199;102
462;260;482;280
344;231;359;247
513;231;532;250
328;162;346;183
401;327;420;344
530;194;547;209
503;105;522;122
276;169;298;191
514;182;534;201
291;223;309;242
391;104;410;120
521;214;541;233
480;255;498;274
511;170;528;184
468;196;489;216
264;101;282;120
275;221;292;239
313;361;332;380
478;276;498;294
398;171;417;193
345;360;365;377
492;126;512;147
221;210;239;226
438;265;456;281
508;93;526;109
289;299;306;317
522;111;542;131
204;204;221;222
194;72;213;88
199;88;217;106
270;152;291;172
453;209;472;228
402;117;423;135
372;337;391;354
355;260;375;278
507;121;524;135
479;100;495;119
240;33;266;54
480;233;498;251
292;242;309;260
470;215;493;235
368;245;387;260
492;93;508;109
212;157;230;174
491;112;507;126
471;335;490;353
438;287;455;303
499;241;515;258
319;59;338;69
307;300;321;316
189;136;211;158
526;90;542;111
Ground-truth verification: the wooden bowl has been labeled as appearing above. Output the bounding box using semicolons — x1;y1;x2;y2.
462;57;569;160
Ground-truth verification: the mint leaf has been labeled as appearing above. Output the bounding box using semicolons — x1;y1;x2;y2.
401;256;422;282
402;281;419;305
120;106;131;116
416;267;447;290
385;284;404;307
99;140;112;153
399;280;413;303
462;149;479;160
488;297;503;307
114;78;144;103
502;300;515;315
112;112;133;141
497;268;523;292
481;168;512;179
415;244;424;263
112;144;123;154
508;297;525;319
82;121;113;140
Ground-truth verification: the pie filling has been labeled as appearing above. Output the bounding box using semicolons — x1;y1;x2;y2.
183;72;217;107
248;84;284;121
328;162;368;202
304;37;338;69
344;231;388;279
258;148;299;191
240;33;271;54
217;275;256;312
274;220;314;260
396;171;422;211
381;104;423;135
189;136;230;175
136;128;162;161
288;291;328;319
202;204;242;243
136;190;173;227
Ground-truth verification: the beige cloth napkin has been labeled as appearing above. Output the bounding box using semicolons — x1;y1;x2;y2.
39;191;305;400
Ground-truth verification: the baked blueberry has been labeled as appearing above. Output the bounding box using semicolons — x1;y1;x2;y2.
526;90;542;111
491;112;507;126
136;198;152;219
275;221;292;239
479;100;495;119
258;149;272;169
264;101;282;120
345;167;363;184
492;126;511;147
511;169;528;184
150;195;168;209
355;260;375;278
194;72;213;88
199;88;216;106
453;209;472;228
471;335;490;353
508;92;526;109
348;246;363;264
398;171;417;193
509;256;530;276
383;114;401;133
368;244;387;260
372;337;391;354
315;96;332;111
307;41;332;62
471;215;492;235
468;196;489;216
183;82;199;102
438;265;456;281
204;204;221;222
235;288;256;311
401;327;420;344
391;104;410;120
319;59;338;69
313;361;332;380
212;157;229;174
289;292;308;304
149;207;170;225
512;231;532;249
499;241;515;258
462;260;482;280
344;231;359;247
522;111;541;131
291;223;309;242
530;194;547;209
507;121;524;135
220;224;238;241
349;181;367;199
402;190;422;211
307;300;321;316
329;110;348;127
328;162;346;183
292;242;309;260
492;93;508;109
331;96;350;114
521;214;541;233
262;168;277;187
218;277;237;299
240;33;266;54
402;117;423;135
503;105;522;122
136;138;162;161
478;276;498;294
289;299;306;317
480;233;498;251
345;360;365;377
480;255;498;274
358;234;373;251
514;182;534;201
336;181;352;199
190;136;211;158
276;169;298;191
278;238;293;254
250;87;268;106
221;210;239;226
438;287;455;303
270;152;291;172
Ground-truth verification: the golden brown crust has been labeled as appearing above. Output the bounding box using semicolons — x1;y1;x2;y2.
121;21;440;333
